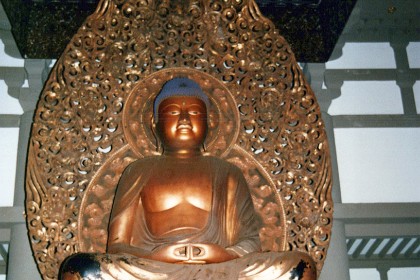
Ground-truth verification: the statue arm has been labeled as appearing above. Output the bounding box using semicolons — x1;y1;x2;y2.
107;243;152;258
225;167;261;257
196;165;260;263
107;162;152;257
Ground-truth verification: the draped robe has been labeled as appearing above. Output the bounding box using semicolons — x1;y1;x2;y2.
107;156;261;258
60;156;316;279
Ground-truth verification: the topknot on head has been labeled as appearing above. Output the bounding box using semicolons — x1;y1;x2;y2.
154;77;210;117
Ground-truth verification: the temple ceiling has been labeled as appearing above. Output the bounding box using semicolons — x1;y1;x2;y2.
0;0;357;62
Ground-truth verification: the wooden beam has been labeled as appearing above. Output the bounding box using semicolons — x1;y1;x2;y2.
333;115;420;128
349;258;420;269
335;203;420;224
345;224;420;238
0;229;10;243
0;207;25;227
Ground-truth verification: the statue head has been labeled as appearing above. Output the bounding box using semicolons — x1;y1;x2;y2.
153;78;210;155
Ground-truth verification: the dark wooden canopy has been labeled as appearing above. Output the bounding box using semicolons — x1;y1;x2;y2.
0;0;356;62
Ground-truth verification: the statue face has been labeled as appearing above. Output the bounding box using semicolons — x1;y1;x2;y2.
156;96;207;152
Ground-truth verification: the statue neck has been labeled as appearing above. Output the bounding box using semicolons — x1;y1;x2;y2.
162;147;203;159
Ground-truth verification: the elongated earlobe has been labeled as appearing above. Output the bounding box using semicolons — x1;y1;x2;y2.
150;116;162;154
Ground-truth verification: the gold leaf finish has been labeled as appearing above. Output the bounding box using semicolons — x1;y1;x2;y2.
26;0;332;279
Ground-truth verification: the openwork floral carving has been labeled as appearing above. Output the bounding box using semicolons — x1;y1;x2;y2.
26;0;332;279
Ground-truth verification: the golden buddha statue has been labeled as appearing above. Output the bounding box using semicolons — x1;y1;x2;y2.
25;1;333;279
107;77;261;264
59;78;316;279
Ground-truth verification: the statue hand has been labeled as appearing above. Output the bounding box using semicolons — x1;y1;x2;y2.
186;243;239;263
149;244;191;263
149;243;238;264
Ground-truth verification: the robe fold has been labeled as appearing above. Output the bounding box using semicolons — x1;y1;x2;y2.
61;156;317;279
107;156;261;257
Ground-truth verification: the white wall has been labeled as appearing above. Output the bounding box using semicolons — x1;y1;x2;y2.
326;41;420;279
326;43;396;69
0;39;24;208
335;128;420;203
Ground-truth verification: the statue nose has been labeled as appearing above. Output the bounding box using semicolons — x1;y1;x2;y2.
179;109;191;124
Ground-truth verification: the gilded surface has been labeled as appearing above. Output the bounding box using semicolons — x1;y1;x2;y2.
26;0;332;279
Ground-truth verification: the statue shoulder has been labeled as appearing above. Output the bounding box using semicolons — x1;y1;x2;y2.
116;156;159;190
205;156;243;176
122;156;159;174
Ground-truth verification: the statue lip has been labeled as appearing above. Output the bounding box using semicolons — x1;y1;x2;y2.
177;124;192;131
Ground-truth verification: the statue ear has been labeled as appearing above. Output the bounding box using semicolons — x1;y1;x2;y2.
150;116;161;153
151;116;156;127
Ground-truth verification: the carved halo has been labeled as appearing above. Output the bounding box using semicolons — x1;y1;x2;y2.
78;67;287;254
25;0;332;278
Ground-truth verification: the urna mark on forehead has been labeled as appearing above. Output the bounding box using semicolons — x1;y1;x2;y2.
154;77;210;117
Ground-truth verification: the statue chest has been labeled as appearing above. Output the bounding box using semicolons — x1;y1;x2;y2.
140;164;214;237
